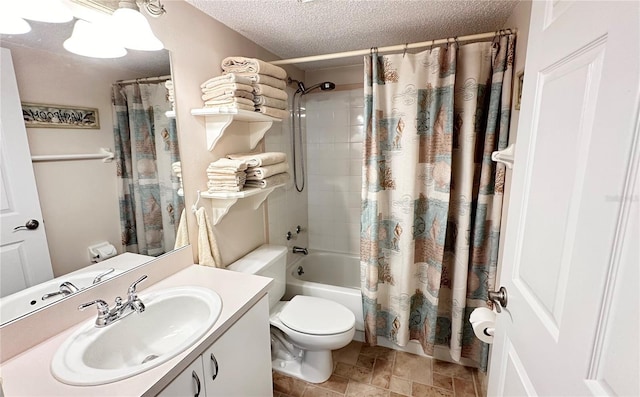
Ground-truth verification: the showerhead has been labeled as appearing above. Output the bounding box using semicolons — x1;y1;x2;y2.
301;81;335;95
288;78;336;95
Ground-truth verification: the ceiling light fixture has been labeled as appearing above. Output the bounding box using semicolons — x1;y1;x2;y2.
0;14;31;35
16;0;74;23
64;19;127;58
0;0;73;35
111;0;165;51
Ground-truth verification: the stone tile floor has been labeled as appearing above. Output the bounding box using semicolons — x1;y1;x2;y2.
273;340;481;397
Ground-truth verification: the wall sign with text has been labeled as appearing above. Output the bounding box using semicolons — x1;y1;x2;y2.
22;103;100;129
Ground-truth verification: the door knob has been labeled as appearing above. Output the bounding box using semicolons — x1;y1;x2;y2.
13;219;40;231
488;286;508;313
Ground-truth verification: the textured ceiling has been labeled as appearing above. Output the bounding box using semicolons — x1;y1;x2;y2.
186;0;519;70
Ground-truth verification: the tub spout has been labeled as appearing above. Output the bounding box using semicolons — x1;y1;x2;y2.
292;246;308;255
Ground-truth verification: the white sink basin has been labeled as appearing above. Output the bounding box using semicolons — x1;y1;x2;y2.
51;286;222;385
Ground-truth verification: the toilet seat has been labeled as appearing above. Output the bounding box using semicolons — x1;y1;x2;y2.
278;296;355;335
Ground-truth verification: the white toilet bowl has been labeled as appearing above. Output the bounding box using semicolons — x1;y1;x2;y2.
227;245;356;383
269;296;355;383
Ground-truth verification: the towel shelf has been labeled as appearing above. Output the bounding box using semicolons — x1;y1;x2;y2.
201;184;285;225
191;108;282;152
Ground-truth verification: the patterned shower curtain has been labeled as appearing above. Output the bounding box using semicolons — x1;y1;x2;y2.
361;35;515;370
112;81;183;256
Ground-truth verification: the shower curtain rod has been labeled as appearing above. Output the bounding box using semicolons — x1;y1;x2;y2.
270;29;515;65
115;74;171;85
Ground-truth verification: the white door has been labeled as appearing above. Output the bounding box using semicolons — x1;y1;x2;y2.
0;47;53;297
487;1;639;396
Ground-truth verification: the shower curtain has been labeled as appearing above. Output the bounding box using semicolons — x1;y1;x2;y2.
112;81;183;256
361;35;515;370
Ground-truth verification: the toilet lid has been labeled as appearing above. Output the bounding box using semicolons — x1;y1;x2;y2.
279;296;355;335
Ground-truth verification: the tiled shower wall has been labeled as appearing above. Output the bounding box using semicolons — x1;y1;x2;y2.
305;88;363;255
264;106;310;264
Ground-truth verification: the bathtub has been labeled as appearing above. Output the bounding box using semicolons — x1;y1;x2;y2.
284;250;364;331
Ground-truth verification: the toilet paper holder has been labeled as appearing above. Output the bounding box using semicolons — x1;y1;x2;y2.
488;286;508;313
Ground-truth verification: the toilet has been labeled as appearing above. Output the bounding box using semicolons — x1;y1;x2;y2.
228;245;355;383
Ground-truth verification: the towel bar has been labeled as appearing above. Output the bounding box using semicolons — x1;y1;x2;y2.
31;148;114;163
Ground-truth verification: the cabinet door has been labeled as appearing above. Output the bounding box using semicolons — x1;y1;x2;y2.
203;297;273;396
157;356;205;397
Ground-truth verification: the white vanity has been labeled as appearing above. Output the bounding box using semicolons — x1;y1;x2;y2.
0;249;274;396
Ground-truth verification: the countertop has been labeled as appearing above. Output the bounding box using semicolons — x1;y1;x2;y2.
0;264;272;396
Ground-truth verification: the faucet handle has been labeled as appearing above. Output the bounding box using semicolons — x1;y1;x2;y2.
127;275;148;296
78;299;110;315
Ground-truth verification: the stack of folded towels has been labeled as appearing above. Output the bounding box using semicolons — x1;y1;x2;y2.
205;158;248;193
172;161;183;196
226;151;290;189
165;80;175;111
199;57;290;120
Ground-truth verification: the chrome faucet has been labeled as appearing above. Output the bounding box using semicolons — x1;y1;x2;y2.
92;268;115;284
78;275;147;327
292;246;308;255
41;281;80;300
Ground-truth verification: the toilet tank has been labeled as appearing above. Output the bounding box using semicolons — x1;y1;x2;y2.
227;245;287;309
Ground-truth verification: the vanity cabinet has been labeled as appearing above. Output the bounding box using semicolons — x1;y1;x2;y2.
157;296;272;396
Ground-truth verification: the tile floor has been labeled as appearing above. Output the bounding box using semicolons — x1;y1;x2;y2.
273;341;481;397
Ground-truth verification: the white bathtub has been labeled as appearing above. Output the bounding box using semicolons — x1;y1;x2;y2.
284;250;364;331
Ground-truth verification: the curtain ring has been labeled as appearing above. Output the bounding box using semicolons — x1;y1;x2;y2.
403;43;408;58
429;39;435;53
454;36;460;49
370;46;378;56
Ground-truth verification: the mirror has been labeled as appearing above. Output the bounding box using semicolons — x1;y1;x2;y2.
0;17;185;325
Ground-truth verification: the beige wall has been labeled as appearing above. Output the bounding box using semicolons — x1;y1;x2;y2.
8;45;160;276
149;1;303;265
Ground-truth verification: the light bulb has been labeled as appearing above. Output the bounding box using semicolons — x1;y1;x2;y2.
63;20;127;59
111;8;163;51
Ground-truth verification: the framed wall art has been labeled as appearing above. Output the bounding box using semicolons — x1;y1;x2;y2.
22;103;100;129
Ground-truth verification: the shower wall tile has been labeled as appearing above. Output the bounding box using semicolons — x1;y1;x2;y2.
306;88;364;255
350;107;365;126
350;125;364;143
264;109;309;264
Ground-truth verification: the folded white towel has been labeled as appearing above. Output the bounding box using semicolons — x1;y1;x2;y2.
201;89;255;102
207;171;246;179
246;162;290;180
207;175;247;186
201;82;254;93
205;167;246;175
174;209;189;249
253;84;288;101
208;158;248;171
221;57;287;80
195;207;223;268
203;103;255;112
208;185;243;193
244;172;291;189
207;182;245;190
226;151;287;167
253;95;287;110
201;73;254;89
255;105;289;120
203;97;255;107
227;72;287;90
